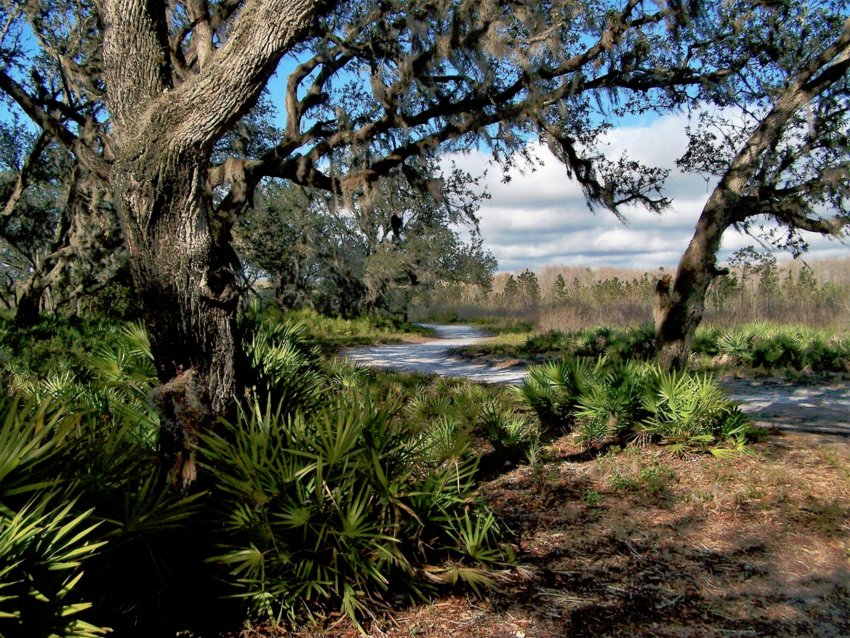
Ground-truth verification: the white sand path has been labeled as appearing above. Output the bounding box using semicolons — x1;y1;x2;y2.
341;324;526;384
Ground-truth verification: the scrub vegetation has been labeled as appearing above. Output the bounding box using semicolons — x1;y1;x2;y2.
1;309;847;636
0;0;848;635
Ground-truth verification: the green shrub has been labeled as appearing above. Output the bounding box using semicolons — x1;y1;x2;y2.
519;358;758;454
750;333;806;369
691;326;723;357
0;495;109;638
606;323;656;361
516;321;848;374
199;396;508;625
0;316;119;380
423;415;473;463
806;337;850;372
0;397;108;637
574;360;653;447
714;329;753;365
521;324;657;361
2;324;224;635
479;402;539;464
695;322;849;372
524;330;567;354
640;370;756;454
244;316;325;413
515;358;596;431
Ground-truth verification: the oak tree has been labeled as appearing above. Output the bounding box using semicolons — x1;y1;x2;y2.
655;1;850;370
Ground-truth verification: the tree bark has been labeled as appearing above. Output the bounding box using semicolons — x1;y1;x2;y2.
655;199;732;371
112;151;242;487
98;0;327;486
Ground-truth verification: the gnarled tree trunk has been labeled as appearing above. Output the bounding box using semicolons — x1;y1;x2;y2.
113;152;242;486
99;0;325;486
656;20;850;372
655;200;732;372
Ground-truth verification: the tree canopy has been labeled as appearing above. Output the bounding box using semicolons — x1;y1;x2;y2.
236;161;496;318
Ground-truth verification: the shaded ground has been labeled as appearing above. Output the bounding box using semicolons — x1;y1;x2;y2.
719;376;850;437
292;432;850;638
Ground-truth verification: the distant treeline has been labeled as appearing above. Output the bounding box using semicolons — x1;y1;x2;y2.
417;254;850;331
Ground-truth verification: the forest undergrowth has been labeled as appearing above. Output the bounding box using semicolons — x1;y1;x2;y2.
0;307;847;637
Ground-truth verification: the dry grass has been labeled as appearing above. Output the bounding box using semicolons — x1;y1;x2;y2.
421;256;850;333
536;303;651;332
290;432;850;638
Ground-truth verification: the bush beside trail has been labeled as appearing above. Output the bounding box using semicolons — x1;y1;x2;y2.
457;322;850;376
518;357;760;456
0;313;510;636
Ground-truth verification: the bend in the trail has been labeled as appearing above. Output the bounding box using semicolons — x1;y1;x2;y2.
341;323;526;384
342;323;850;437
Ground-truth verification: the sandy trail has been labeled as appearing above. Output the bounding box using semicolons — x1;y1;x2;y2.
342;324;850;437
341;324;526;384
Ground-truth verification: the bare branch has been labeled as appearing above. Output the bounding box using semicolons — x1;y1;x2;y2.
1;130;49;219
0;68;109;178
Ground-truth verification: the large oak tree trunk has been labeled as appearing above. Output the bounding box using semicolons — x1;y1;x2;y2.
655;202;732;372
98;0;325;486
113;151;241;486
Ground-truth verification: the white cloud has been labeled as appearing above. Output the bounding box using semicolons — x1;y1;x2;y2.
444;115;849;273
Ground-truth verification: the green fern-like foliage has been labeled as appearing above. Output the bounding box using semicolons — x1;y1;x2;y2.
243;318;325;415
574;359;653;447
479;401;539;463
0;397;109;637
520;357;759;454
0;496;109;638
199;395;507;625
515;358;596;431
700;322;849;372
0;398;74;510
4;321;159;447
716;330;754;365
641;370;755;452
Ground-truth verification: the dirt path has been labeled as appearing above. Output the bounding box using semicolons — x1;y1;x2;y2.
341;324;527;384
342;324;850;437
718;376;850;437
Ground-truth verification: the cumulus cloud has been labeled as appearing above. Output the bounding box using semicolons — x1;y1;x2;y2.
444;114;849;273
